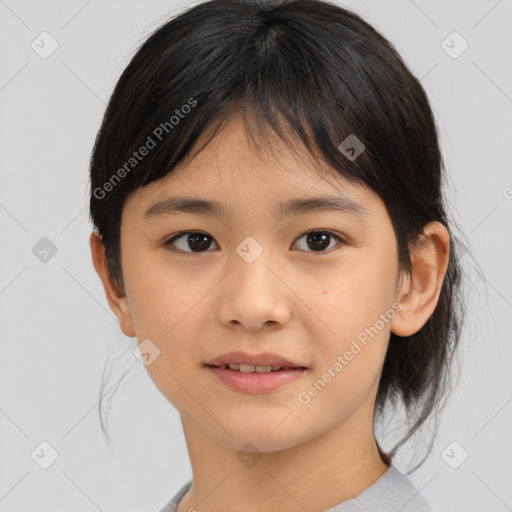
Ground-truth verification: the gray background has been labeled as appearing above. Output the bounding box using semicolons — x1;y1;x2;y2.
1;0;511;511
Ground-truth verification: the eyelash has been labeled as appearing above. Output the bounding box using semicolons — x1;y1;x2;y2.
163;230;346;256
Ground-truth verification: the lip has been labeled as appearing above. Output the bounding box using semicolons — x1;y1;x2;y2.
206;366;308;394
204;351;307;368
204;351;308;394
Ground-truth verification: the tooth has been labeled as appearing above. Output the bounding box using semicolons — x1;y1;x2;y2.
255;365;272;373
222;363;285;373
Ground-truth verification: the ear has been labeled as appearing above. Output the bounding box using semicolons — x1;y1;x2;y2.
89;230;136;337
390;221;450;337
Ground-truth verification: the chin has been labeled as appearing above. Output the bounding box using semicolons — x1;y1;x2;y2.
210;423;307;453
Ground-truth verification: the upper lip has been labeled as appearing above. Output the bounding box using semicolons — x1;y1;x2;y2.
205;351;307;368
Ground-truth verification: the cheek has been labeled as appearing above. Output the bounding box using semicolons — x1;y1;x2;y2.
320;251;396;327
301;283;392;421
123;251;214;374
311;250;396;373
122;244;196;333
124;259;207;403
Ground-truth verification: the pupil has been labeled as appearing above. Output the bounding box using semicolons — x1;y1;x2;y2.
189;233;211;251
308;232;330;251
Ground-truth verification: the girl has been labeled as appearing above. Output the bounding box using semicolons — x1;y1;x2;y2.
88;0;464;510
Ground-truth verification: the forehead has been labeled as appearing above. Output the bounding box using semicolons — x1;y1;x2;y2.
166;114;325;183
124;114;382;219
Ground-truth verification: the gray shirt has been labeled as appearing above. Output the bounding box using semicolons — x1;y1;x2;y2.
157;465;434;511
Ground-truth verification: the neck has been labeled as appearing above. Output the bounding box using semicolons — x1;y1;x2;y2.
176;406;389;512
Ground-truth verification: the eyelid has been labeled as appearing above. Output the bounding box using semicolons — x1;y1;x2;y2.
164;231;217;256
293;230;346;255
163;229;347;255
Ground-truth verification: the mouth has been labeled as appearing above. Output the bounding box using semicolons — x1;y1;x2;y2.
204;351;308;393
204;351;308;371
205;362;308;394
205;363;305;373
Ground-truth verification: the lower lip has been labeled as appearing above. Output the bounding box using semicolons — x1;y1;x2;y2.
206;366;307;394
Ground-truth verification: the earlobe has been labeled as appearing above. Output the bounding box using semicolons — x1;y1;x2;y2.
390;222;450;337
89;231;136;338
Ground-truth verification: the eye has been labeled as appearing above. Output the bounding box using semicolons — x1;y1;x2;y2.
163;229;345;255
164;231;218;254
292;230;345;254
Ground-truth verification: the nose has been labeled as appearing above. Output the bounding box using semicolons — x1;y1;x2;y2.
215;246;291;332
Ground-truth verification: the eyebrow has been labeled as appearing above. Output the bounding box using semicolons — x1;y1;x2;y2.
143;194;369;221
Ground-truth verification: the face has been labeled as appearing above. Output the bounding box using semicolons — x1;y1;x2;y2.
111;115;405;453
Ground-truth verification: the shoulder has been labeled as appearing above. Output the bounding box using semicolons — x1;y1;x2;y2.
326;465;435;512
156;467;435;512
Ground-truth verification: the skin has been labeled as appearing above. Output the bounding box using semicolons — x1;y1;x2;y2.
90;114;450;512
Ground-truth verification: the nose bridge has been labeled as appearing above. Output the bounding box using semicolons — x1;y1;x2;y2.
215;234;290;330
232;234;279;297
